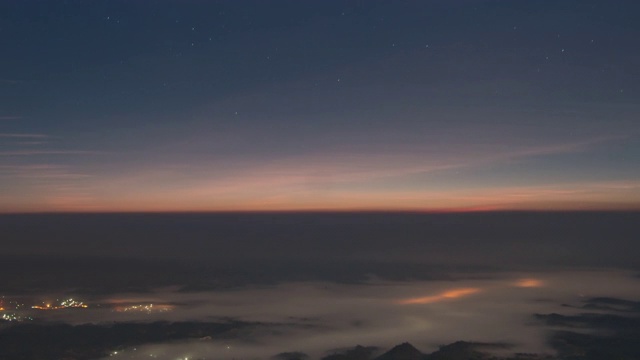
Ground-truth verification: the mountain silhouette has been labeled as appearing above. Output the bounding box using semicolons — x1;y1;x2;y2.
322;345;379;360
426;341;498;360
375;342;425;360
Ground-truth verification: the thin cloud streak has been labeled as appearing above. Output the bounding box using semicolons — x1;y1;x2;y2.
16;141;47;145
123;135;620;195
0;133;49;138
0;150;105;156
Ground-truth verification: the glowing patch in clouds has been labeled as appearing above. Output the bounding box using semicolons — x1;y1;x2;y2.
514;278;544;288
396;287;481;305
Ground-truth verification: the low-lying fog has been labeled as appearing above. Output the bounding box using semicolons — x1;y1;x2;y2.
11;270;638;360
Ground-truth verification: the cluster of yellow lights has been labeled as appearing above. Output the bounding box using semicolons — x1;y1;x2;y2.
2;313;18;321
32;298;88;310
114;304;174;313
1;313;32;322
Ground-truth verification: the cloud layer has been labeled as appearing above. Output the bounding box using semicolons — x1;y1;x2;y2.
9;270;636;360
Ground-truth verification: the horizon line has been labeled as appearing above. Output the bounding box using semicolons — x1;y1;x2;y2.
2;208;640;215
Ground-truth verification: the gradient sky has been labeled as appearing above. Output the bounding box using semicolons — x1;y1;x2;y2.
1;0;639;212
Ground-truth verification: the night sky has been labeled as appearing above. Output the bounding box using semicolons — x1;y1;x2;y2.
1;0;639;212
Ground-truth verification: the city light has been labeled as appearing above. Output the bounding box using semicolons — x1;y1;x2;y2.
114;303;174;313
32;298;88;310
1;313;33;322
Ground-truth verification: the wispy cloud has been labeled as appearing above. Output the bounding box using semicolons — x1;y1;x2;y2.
170;135;624;193
0;133;49;139
16;141;47;146
0;163;97;212
0;164;93;179
0;150;104;156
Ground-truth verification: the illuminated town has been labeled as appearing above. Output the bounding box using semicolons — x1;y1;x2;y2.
0;296;88;322
0;294;180;324
114;303;174;313
0;296;31;322
31;298;88;310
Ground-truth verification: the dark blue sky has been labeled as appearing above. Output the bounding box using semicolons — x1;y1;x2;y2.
1;0;639;212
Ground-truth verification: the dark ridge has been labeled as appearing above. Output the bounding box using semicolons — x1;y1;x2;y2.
273;351;310;360
427;341;494;360
549;330;640;360
323;345;380;360
375;342;424;360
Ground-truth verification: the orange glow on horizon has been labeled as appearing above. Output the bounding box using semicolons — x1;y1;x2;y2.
2;170;640;214
397;287;481;305
1;133;638;214
514;278;545;288
4;201;640;214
